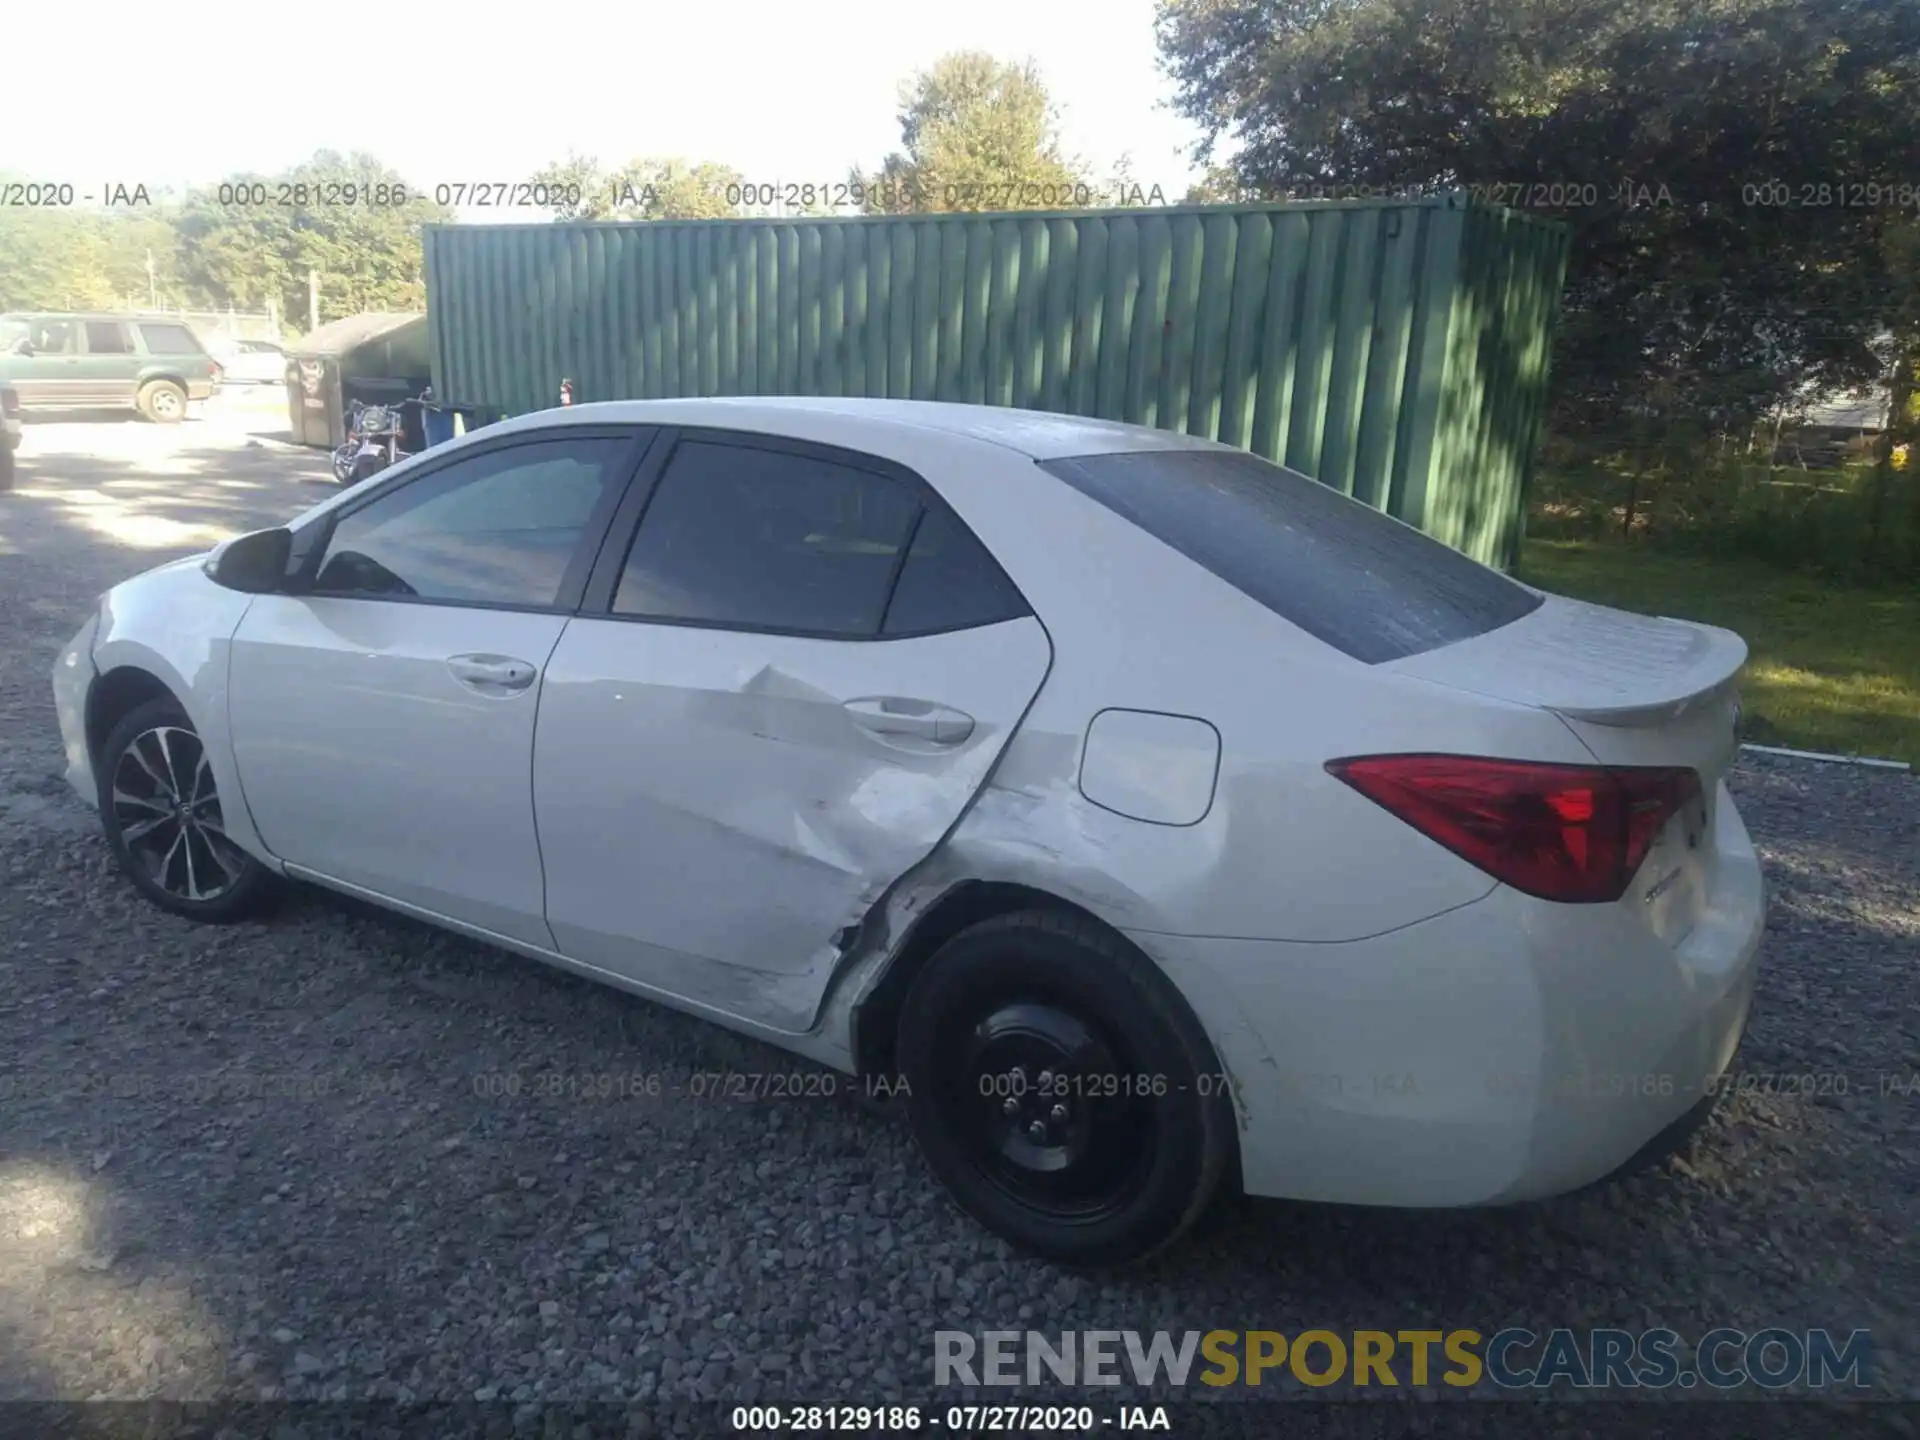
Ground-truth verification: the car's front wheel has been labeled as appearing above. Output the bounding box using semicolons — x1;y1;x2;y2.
136;379;187;423
97;696;272;921
897;910;1235;1267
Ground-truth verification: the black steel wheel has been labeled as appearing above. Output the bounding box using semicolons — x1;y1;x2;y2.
97;696;272;921
897;910;1234;1267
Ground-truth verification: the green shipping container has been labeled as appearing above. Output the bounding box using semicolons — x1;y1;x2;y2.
422;195;1569;569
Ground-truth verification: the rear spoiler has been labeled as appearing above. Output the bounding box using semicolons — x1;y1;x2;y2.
1548;668;1743;728
1386;596;1749;729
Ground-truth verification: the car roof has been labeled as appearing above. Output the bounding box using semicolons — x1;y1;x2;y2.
509;396;1232;460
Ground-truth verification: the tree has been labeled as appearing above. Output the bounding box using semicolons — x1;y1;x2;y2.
526;154;747;220
173;151;450;325
0;179;196;312
1155;0;1920;434
856;52;1089;213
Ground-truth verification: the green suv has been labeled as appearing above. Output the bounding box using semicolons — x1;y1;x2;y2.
0;313;221;422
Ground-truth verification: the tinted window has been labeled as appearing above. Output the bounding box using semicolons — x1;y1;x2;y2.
614;441;920;636
314;439;626;607
84;321;132;355
1040;448;1543;664
881;506;1028;635
138;323;205;355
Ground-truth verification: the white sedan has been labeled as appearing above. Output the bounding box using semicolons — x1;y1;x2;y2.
206;337;289;385
51;398;1765;1265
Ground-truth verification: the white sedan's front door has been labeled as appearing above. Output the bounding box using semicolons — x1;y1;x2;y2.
228;598;570;946
532;433;1052;1032
225;429;645;948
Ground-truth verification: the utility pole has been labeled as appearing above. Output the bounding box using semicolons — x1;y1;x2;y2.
308;269;320;332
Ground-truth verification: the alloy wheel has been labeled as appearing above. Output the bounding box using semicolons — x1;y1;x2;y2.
111;726;248;903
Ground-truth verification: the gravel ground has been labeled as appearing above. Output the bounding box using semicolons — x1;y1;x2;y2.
0;409;1916;1421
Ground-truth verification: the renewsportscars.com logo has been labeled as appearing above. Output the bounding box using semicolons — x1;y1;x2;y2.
933;1328;1873;1391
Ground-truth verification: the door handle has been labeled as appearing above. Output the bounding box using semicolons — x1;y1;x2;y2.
843;697;975;745
447;653;537;692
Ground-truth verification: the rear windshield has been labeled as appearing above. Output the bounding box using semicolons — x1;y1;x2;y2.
1039;448;1543;664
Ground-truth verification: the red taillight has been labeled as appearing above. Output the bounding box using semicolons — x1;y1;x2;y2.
1325;754;1701;904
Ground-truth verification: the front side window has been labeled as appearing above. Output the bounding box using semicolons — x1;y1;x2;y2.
26;318;77;355
138;323;205;356
84;321;132;355
613;441;922;636
313;438;627;606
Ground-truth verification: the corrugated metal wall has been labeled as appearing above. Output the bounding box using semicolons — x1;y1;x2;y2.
423;196;1567;568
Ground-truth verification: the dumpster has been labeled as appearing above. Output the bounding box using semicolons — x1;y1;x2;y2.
286;312;431;451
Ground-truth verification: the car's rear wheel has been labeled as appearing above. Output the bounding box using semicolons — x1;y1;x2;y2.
897;910;1234;1267
97;696;271;922
137;379;187;423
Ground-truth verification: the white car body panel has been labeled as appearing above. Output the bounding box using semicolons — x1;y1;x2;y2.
226;595;568;949
534;615;1052;1031
79;556;275;861
51;397;1769;1212
1142;783;1764;1205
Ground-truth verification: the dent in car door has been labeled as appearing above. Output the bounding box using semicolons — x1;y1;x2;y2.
531;432;1052;1033
535;619;1051;1030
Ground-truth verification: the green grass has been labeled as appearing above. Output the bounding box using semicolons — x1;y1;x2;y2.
1519;537;1920;767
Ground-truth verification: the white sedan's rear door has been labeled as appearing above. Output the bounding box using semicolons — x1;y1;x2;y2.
533;432;1050;1033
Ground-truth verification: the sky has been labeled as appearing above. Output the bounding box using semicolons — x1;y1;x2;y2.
8;0;1216;215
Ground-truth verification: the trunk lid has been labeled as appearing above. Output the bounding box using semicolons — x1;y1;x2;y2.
1386;592;1747;941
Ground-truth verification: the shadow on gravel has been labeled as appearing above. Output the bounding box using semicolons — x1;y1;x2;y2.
0;449;332;565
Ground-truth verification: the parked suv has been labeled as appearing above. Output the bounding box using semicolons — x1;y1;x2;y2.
0;313;222;422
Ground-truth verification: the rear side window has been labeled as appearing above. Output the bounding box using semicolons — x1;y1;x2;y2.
84;321;132;355
1039;448;1542;664
138;323;204;355
881;506;1028;636
614;441;922;637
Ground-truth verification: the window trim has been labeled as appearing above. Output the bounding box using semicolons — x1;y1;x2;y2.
289;424;659;616
580;425;1033;643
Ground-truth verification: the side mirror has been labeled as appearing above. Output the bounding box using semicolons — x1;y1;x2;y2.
204;527;293;594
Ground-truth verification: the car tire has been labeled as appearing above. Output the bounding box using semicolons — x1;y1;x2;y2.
97;696;273;922
897;910;1235;1267
136;379;188;424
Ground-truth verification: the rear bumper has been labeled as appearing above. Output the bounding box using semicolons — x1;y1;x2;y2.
188;378;217;401
1139;783;1766;1208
